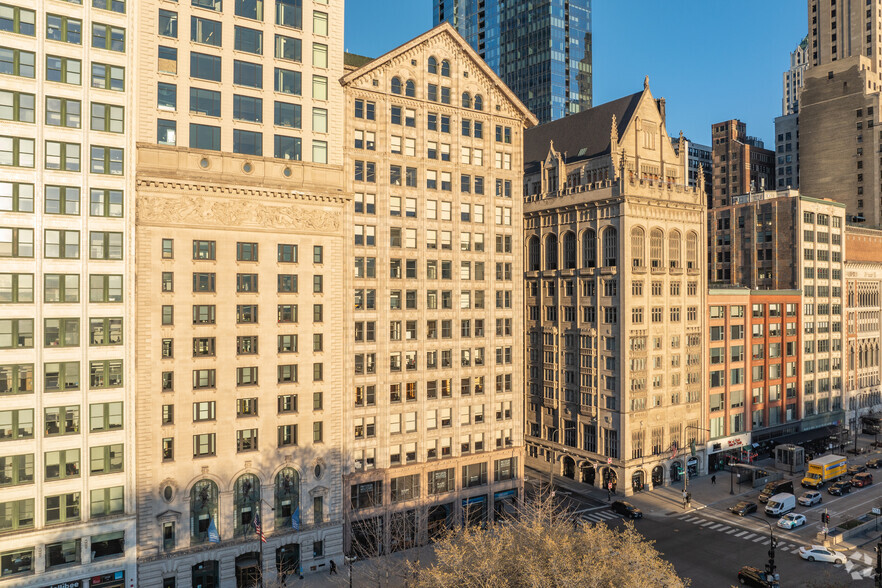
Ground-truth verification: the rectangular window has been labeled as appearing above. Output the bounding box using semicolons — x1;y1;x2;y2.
274;67;301;95
45;141;80;171
47;55;82;85
90;62;124;90
89;231;123;259
91;23;125;52
274;135;301;160
0;5;35;36
190;16;221;46
190;123;220;151
0;182;34;213
193;433;216;457
0;90;35;123
275;0;302;29
190;52;221;82
90;486;123;518
274;34;301;61
0;498;33;532
89;146;123;175
44;449;78;481
234;25;262;54
0;47;35;78
0;137;34;167
46;95;81;128
90;103;124;133
233;60;262;88
274;101;301;128
233;129;262;156
0;274;33;303
90;189;123;218
158;9;178;38
158;44;177;74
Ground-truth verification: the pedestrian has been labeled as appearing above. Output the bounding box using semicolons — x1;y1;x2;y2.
607;489;611;502
711;474;716;485
330;560;338;575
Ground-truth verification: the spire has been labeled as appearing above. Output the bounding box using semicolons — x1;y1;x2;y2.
644;75;650;91
610;115;619;146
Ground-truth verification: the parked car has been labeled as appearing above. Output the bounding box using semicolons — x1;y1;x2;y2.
828;480;852;496
867;458;881;469
798;545;846;564
759;479;794;503
798;491;823;506
847;464;868;476
729;501;758;516
777;513;806;529
610;501;642;519
851;472;873;488
737;565;775;587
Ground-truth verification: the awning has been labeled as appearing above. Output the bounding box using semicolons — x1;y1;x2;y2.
773;425;840;446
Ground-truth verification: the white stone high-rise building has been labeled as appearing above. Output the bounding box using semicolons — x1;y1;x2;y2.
0;1;136;587
783;36;809;116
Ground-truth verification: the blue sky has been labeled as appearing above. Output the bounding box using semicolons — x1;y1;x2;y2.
344;0;808;146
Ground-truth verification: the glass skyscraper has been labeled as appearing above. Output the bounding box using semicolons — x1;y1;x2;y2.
434;0;592;123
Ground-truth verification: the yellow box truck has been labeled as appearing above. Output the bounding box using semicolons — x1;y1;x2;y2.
801;455;847;488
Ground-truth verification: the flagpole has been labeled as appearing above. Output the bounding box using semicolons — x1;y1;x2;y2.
259;500;264;588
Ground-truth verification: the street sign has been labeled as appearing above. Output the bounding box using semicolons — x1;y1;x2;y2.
607;457;612;464
873;508;880;515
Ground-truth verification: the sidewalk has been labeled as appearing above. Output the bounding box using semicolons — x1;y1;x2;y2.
286;545;435;588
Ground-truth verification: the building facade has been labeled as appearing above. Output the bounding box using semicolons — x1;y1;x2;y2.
523;82;707;496
783;36;809;116
774;113;799;190
800;0;882;225
133;0;348;586
708;189;847;434
711;119;775;209
705;288;802;472
844;227;882;423
340;23;536;554
673;137;713;207
434;0;592;124
0;1;136;586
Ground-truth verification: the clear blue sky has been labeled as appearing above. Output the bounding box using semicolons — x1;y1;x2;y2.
344;0;807;146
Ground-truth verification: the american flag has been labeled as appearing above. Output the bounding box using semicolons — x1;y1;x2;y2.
253;512;267;543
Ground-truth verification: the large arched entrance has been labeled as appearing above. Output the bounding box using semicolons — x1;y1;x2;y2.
631;470;645;493
562;455;576;479
602;467;617;492
651;466;664;487
581;465;596;485
235;552;260;588
670;461;683;482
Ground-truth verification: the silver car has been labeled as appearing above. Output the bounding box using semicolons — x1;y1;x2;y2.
798;491;822;506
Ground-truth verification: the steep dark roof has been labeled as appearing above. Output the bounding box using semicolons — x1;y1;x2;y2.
344;52;374;68
524;90;645;173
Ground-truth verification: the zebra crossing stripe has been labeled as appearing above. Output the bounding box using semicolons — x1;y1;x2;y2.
726;529;738;534
701;521;714;527
742;533;756;540
753;536;766;543
734;531;748;537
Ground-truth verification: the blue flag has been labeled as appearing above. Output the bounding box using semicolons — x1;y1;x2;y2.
291;507;300;530
207;516;220;543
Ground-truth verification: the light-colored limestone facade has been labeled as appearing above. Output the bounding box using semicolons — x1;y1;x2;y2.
340;23;536;553
0;1;136;586
132;0;348;586
522;82;708;496
783;36;809;116
844;227;882;420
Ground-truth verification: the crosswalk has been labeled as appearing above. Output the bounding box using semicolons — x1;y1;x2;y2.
575;506;624;524
674;513;805;553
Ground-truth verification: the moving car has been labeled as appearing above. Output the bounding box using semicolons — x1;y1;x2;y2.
777;513;806;529
759;479;794;503
798;545;846;564
737;565;776;587
764;493;796;516
802;455;847;488
847;464;868;476
868;458;881;469
828;480;852;496
610;501;642;519
729;501;758;516
851;472;873;487
798;491;823;506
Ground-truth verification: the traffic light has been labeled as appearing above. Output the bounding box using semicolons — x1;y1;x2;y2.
821;513;826;523
825;512;831;524
771;537;778;549
690;441;697;457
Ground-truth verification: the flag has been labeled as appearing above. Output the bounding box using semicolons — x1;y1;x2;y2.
207;517;220;543
671;442;678;458
253;512;267;543
291;507;300;531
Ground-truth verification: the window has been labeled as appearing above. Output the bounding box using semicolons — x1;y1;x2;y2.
45;493;80;525
90;103;124;133
159;9;178;38
91;62;124;90
236;0;263;20
275;34;301;62
275;67;301;95
234;25;262;54
45;186;79;215
0;182;33;212
47;14;82;44
90;146;123;175
43;449;78;481
191;16;221;46
0;498;33;532
0;5;35;36
90;402;122;432
190;123;220;151
312;42;327;67
0;274;33;303
233;60;263;88
91;22;125;52
193;272;216;292
0;47;35;78
276;0;302;29
190;52;221;82
90;444;123;475
45;141;80;171
89;317;122;346
0;90;35;123
46;97;81;128
91;486;123;518
89;231;123;259
157;83;177;111
90;189;123;218
312;140;327;163
274;101;300;128
237;429;258;452
234;129;262;155
0;136;34;167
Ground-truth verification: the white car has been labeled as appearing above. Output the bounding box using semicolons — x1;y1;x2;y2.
798;491;822;506
799;545;846;564
777;513;806;529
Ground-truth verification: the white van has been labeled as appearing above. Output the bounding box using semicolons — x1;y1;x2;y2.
764;492;796;517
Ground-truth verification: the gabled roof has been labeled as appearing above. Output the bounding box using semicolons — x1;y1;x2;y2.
340;22;538;127
524;90;645;173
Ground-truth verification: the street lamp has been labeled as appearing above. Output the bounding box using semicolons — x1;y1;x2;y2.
729;456;736;495
749;515;781;588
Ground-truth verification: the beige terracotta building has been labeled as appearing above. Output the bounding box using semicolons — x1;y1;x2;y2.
0;1;136;586
132;0;348;586
522;81;708;495
340;23;536;553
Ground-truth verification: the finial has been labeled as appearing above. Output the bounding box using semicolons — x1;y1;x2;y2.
644;75;650;90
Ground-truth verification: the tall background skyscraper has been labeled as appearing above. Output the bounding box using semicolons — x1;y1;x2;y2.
434;0;592;124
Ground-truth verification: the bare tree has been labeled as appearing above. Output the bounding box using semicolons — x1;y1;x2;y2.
408;492;688;588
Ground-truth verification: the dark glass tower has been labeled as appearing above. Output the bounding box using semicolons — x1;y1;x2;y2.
434;0;592;124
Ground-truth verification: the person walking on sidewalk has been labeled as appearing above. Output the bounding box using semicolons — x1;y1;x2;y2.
330;560;338;575
711;474;716;485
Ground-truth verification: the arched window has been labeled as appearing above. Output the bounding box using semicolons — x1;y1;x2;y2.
602;227;618;267
562;232;576;269
686;232;698;269
234;474;260;537
440;59;451;77
528;236;540;271
544;233;558;270
275;468;301;529
405;79;415;97
582;229;596;268
650;229;664;269
461;92;471;109
474;94;483;111
668;231;681;269
390;77;402;95
192;561;219;588
190;480;219;544
427;56;438;74
630;227;645;268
